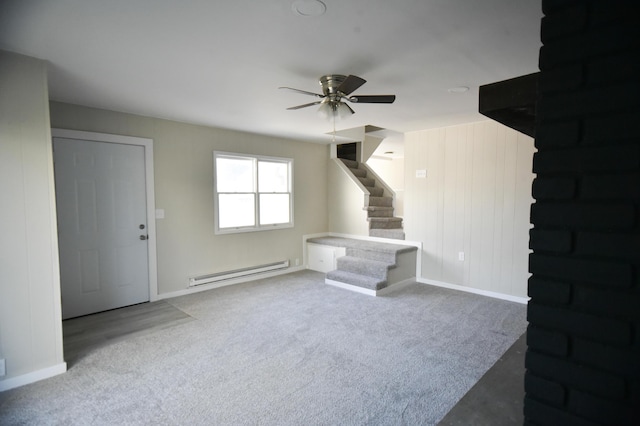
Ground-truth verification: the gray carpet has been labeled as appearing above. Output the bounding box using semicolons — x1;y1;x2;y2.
0;270;527;425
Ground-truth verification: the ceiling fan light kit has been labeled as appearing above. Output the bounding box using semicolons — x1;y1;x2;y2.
280;74;396;119
448;86;470;93
317;100;353;120
291;0;326;17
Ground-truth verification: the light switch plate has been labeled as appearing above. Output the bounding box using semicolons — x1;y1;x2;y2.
155;209;165;219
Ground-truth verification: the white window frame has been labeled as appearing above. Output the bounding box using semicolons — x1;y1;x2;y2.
214;151;294;234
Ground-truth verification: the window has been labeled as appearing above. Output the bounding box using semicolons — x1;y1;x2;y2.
214;152;293;233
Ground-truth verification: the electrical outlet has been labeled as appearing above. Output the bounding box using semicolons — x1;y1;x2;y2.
295;258;300;266
458;252;465;261
0;358;5;376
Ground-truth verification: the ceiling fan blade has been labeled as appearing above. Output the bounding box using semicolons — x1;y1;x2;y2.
279;87;325;98
336;75;366;96
344;103;355;114
348;95;396;104
286;101;323;110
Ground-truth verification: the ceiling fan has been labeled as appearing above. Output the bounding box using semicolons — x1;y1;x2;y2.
279;74;396;118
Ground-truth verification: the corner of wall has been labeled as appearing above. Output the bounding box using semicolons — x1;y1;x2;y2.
0;50;64;387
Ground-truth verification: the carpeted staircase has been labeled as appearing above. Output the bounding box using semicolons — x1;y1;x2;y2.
307;236;417;295
340;158;405;240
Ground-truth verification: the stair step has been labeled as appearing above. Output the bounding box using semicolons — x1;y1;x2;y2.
338;157;403;241
366;186;384;197
309;237;416;293
336;256;392;279
364;206;394;217
340;158;359;168
358;176;376;187
368;196;393;207
368;217;403;229
369;229;406;240
350;168;367;178
326;270;388;291
346;247;397;263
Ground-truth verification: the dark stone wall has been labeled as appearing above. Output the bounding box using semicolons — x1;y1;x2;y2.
525;1;640;425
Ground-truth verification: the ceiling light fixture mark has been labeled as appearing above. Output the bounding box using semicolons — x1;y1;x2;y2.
448;86;470;93
292;0;326;17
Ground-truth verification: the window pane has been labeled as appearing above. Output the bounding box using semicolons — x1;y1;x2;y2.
218;194;255;228
258;161;288;193
216;157;254;192
259;194;290;225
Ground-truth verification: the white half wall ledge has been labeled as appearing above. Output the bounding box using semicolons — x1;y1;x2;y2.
418;278;530;304
0;362;67;392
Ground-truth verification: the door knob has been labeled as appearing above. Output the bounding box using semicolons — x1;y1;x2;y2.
139;235;148;240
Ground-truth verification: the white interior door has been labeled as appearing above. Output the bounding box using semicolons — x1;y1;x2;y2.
54;137;150;319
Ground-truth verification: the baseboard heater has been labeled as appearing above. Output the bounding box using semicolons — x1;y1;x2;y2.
188;260;290;287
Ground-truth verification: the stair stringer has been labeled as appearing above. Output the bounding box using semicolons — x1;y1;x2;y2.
387;249;417;286
359;161;397;204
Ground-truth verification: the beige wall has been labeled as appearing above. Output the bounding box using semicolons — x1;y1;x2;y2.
49;102;329;295
0;51;65;388
327;159;369;236
404;121;535;297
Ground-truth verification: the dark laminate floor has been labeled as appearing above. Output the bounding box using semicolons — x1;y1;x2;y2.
63;300;194;366
438;332;527;425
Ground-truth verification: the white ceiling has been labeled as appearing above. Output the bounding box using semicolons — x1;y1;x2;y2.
0;0;541;154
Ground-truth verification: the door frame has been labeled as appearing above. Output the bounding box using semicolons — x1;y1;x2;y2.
52;128;159;302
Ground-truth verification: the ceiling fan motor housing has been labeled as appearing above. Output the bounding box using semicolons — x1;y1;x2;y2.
319;74;347;96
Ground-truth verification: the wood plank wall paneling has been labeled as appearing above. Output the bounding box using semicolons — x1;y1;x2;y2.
0;51;65;387
405;121;535;298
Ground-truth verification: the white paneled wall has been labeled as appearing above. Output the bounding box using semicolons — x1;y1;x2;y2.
404;121;535;298
0;50;65;390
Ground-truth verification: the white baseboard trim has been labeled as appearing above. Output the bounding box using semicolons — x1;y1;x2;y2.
417;278;530;304
326;279;377;296
0;362;67;392
157;266;306;300
325;277;415;297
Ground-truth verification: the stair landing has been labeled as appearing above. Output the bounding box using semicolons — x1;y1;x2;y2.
307;236;417;296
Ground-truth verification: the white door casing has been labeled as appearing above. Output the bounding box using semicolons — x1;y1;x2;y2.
52;129;158;318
